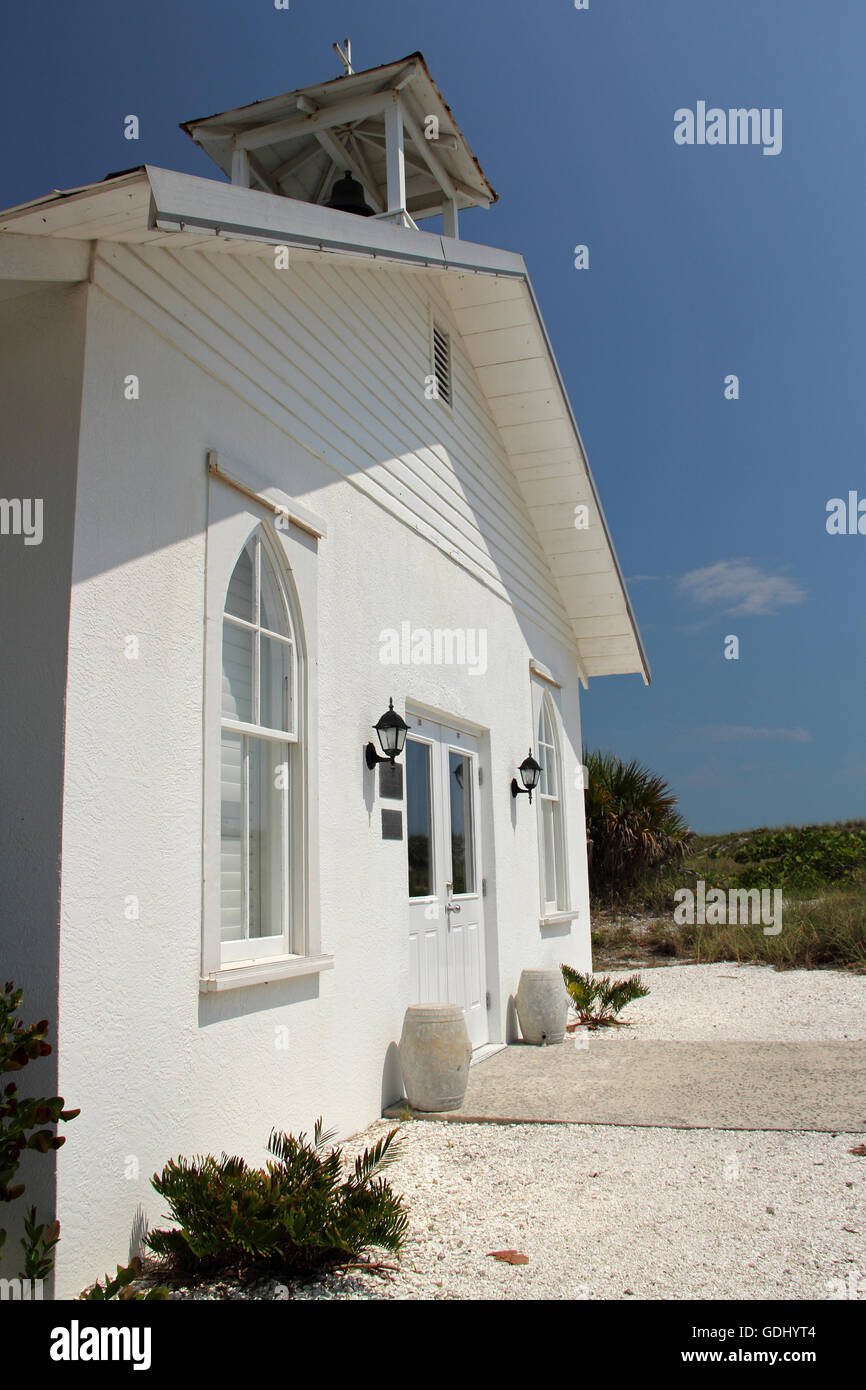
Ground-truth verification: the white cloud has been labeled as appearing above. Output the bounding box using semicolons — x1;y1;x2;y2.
703;725;812;744
677;559;806;616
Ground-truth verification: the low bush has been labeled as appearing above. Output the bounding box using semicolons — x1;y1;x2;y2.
145;1120;408;1279
0;982;78;1271
79;1258;169;1301
596;821;866;916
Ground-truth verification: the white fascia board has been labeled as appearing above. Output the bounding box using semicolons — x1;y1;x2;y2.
0;231;91;281
144;167;524;277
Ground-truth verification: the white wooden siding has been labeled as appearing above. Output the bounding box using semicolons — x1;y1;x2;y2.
91;241;576;648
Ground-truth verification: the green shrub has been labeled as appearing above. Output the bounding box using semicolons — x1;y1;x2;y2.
730;824;866;891
145;1120;408;1278
0;982;79;1268
79;1257;169;1301
561;966;650;1027
20;1205;60;1281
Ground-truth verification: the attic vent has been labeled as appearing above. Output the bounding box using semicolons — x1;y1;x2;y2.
431;322;452;406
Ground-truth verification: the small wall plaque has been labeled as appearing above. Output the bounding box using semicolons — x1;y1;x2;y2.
379;761;404;800
381;809;403;841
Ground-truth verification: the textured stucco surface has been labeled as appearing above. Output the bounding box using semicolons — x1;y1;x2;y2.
50;258;594;1296
0;283;86;1280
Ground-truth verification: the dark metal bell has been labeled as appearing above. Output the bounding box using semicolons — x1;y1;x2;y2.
325;169;375;216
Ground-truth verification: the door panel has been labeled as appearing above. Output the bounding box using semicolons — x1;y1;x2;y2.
406;717;487;1049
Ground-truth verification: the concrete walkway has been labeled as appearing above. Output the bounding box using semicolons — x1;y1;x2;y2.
384;1039;866;1131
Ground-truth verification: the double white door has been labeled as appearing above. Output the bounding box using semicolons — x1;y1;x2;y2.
405;716;487;1049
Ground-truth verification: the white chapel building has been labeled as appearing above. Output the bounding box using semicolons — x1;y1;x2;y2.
0;51;649;1296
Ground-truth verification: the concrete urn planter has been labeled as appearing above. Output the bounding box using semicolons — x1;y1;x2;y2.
398;1004;471;1112
515;968;569;1045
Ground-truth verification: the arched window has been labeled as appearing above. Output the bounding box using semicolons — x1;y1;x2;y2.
220;528;298;959
537;693;567;914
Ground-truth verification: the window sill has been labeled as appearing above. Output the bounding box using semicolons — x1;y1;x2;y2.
539;910;580;928
200;954;334;993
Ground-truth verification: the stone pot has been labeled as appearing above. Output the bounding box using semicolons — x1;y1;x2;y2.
515;968;569;1045
398;1004;471;1112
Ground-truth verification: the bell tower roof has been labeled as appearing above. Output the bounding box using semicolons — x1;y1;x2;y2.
180;50;496;240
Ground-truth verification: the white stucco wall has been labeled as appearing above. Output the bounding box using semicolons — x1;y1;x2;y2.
0;283;86;1280
51;251;591;1297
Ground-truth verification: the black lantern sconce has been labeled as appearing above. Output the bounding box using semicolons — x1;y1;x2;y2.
365;698;409;769
511;748;542;804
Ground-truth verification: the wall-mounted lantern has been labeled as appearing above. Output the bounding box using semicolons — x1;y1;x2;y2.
511;748;542;804
365;698;409;769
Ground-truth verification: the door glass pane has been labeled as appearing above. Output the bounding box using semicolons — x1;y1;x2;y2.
448;751;475;894
406;739;433;898
247;738;288;939
220;732;243;942
261;634;292;733
222;620;253;722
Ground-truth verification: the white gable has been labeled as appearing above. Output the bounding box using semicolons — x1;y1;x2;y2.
0;167;649;683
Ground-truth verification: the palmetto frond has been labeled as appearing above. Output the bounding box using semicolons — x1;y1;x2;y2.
582;749;692;898
562;965;649;1028
147;1119;409;1280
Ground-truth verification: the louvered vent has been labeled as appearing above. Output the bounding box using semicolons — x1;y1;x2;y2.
432;322;452;406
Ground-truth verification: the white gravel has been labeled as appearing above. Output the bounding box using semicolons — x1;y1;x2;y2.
147;963;866;1300
288;1120;866;1301
287;963;866;1301
583;962;866;1042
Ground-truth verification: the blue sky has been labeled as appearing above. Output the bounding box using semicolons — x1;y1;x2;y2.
3;0;863;833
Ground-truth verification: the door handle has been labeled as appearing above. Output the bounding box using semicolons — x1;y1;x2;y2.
445;902;461;914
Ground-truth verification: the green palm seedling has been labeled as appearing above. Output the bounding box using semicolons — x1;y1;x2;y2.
562;964;649;1028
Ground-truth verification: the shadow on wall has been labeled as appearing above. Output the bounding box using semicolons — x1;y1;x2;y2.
129;1203;149;1266
197;971;321;1028
381;1040;403;1112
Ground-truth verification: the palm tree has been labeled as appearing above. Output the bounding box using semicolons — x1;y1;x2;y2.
583;750;692;899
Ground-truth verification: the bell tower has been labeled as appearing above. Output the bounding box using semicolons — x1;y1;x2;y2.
181;46;496;240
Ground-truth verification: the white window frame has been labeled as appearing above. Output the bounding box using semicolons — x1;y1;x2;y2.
220;530;296;963
533;687;570;919
201;461;331;992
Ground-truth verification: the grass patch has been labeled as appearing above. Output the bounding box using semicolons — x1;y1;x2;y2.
591;887;866;972
689;889;866;972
